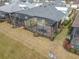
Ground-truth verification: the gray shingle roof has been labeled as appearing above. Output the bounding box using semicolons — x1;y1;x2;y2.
0;2;43;13
16;3;65;22
55;0;64;3
0;3;24;13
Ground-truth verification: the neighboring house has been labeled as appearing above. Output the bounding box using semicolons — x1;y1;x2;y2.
0;0;19;6
13;3;65;39
69;13;79;51
0;3;24;22
0;1;42;21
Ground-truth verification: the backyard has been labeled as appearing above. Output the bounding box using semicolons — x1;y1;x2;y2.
0;30;47;59
0;22;79;59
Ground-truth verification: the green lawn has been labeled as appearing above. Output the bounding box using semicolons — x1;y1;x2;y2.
0;32;48;59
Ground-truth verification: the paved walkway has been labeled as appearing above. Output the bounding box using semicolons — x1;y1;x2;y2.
0;22;79;59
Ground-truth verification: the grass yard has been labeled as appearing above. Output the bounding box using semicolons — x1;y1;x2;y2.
0;32;48;59
0;22;79;59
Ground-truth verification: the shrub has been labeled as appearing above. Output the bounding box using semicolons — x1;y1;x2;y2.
70;48;76;53
67;27;72;35
63;19;71;26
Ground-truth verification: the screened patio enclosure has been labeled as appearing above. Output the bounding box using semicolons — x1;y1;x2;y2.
14;4;65;38
24;17;57;38
13;14;57;38
11;13;28;27
0;11;9;22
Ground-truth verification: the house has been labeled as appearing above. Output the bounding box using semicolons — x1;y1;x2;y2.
0;0;20;20
0;0;72;39
13;3;65;39
70;13;79;51
0;3;24;22
64;13;79;53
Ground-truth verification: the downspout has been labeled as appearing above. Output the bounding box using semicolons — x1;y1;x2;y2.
9;13;16;28
8;13;12;23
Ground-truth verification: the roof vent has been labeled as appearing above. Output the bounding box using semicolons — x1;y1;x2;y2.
4;2;9;5
19;4;26;8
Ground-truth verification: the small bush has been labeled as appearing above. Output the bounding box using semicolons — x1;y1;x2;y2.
70;48;76;53
63;19;71;26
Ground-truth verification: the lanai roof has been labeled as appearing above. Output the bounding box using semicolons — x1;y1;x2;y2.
16;3;65;22
72;13;79;27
